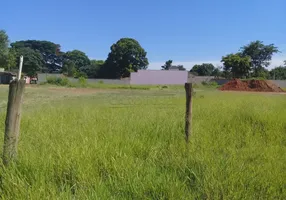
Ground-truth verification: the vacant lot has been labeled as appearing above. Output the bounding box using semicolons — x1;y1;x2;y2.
0;85;285;199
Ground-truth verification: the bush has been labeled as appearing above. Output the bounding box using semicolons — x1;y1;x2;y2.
75;71;88;79
78;76;87;87
202;81;219;87
46;76;71;86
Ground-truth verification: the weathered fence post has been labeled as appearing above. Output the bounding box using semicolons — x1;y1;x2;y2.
184;83;193;143
2;56;25;166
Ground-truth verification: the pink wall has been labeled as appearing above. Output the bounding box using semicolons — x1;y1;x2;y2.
130;70;188;85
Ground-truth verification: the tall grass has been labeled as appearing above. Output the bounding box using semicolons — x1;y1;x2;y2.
0;90;285;199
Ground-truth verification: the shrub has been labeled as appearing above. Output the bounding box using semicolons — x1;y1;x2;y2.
202;81;219;87
78;77;87;87
59;77;70;86
46;76;71;86
75;71;88;79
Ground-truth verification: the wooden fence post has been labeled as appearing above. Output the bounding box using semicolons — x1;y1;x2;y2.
184;83;193;143
2;56;25;166
2;80;25;166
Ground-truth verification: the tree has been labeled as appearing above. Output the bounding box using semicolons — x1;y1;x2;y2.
64;50;90;70
79;60;104;78
177;65;186;71
6;48;17;71
15;47;45;76
269;61;286;80
11;40;59;55
161;60;173;70
0;30;9;68
161;60;186;71
240;40;279;76
103;38;149;78
190;63;215;76
11;40;63;72
211;67;223;77
62;60;77;77
221;53;251;78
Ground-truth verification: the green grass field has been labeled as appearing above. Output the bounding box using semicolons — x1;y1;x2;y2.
0;85;285;199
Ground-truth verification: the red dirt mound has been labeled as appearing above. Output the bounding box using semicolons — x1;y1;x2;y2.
219;79;285;92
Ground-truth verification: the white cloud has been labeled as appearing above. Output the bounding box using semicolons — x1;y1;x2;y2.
148;54;286;70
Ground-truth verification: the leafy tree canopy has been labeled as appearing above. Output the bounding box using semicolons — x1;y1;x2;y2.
190;63;215;76
221;53;251;78
11;40;59;55
176;65;186;71
6;48;17;71
64;50;90;70
0;30;9;68
211;67;223;77
269;61;286;80
161;60;173;70
15;47;45;77
79;60;104;78
240;40;279;76
11;40;63;72
103;38;148;78
62;60;77;77
161;60;186;71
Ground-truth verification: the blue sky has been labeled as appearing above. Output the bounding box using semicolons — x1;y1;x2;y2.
1;0;285;70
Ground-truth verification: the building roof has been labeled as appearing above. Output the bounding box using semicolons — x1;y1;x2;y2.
0;71;17;76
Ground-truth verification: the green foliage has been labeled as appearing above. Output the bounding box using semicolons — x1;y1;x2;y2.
64;50;90;70
269;62;286;80
103;38;149;78
190;63;216;76
240;40;279;76
0;30;17;71
78;76;87;87
0;30;9;68
221;53;251;78
161;60;173;70
10;40;63;72
46;76;71;86
161;60;186;71
6;48;17;70
201;81;219;87
15;47;45;76
62;60;77;77
79;60;104;78
11;40;59;55
74;71;87;79
177;65;186;71
255;67;270;79
211;67;223;77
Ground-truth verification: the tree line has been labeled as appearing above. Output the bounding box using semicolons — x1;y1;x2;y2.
0;29;285;79
0;30;148;78
190;41;285;80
